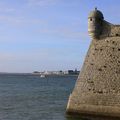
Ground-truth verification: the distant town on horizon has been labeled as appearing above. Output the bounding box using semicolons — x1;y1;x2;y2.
33;69;80;76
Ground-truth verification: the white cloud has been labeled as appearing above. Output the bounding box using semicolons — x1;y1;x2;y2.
0;15;46;26
0;1;16;13
37;27;88;40
0;7;15;13
27;0;59;7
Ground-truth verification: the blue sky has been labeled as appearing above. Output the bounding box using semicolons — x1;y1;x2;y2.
0;0;120;73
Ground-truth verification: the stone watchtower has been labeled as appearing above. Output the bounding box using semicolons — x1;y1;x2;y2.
88;8;104;39
66;8;120;118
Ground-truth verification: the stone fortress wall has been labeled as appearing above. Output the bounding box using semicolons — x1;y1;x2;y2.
66;8;120;118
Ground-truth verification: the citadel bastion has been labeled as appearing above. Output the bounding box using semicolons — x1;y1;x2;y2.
66;8;120;118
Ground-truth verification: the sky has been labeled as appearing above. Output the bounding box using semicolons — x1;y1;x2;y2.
0;0;120;73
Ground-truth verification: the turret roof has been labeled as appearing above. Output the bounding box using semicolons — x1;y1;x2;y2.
88;8;104;19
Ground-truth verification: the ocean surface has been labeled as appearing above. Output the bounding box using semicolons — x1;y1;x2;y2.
0;74;78;120
0;74;118;120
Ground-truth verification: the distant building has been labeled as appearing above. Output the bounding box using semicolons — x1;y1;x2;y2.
68;69;79;75
33;71;40;74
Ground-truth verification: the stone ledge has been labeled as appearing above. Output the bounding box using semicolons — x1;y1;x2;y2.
66;104;120;118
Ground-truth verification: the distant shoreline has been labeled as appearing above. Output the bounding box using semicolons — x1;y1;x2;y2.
0;72;79;77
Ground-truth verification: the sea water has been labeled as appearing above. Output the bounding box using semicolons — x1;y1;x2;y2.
0;74;117;120
0;74;78;120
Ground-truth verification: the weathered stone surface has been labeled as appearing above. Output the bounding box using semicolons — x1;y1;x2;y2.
66;8;120;118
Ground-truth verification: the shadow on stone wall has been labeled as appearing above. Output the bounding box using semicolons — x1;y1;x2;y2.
66;115;120;120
